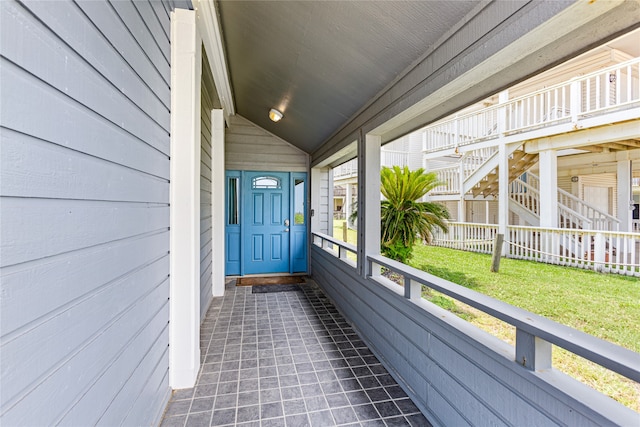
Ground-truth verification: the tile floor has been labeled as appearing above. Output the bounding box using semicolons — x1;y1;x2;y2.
160;279;432;427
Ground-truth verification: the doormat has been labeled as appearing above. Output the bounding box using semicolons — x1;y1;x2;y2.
251;284;303;294
236;276;305;286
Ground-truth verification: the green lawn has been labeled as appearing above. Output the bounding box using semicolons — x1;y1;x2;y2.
329;219;640;410
409;244;640;411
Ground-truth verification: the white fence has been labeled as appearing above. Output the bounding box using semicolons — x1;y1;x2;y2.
424;57;640;153
431;222;639;276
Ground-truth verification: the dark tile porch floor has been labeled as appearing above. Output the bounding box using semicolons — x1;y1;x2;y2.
160;279;432;427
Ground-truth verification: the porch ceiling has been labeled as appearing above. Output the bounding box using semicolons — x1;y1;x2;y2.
216;0;477;154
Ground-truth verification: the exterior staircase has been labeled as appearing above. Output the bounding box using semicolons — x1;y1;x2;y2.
431;148;620;231
471;149;538;197
510;173;620;231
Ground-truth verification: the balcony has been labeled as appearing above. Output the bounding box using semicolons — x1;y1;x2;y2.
423;57;640;156
161;281;431;426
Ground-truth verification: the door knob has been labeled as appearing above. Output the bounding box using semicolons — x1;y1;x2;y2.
284;219;290;226
284;228;289;232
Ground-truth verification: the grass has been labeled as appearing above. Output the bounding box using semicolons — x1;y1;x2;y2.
410;244;640;411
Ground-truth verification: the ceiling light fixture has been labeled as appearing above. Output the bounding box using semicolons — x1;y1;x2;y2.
269;108;283;122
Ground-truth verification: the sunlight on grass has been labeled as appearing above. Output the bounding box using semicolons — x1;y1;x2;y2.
332;220;358;262
409;244;640;411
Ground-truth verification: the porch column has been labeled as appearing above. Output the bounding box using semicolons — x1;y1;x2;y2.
497;91;509;254
539;150;558;262
539;150;558;228
345;182;352;227
328;169;335;234
357;132;381;277
617;159;632;232
497;144;509;238
458;160;466;222
169;9;202;389
211;109;225;295
458;199;466;223
311;167;330;235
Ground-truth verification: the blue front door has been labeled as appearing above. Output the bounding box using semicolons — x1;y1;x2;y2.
243;172;290;274
225;171;307;276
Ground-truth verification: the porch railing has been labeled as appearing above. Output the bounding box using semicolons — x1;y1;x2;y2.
430;222;639;276
312;232;357;265
424;57;640;153
364;252;639;379
311;231;640;425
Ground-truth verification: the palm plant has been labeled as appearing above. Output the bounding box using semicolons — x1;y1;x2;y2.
380;166;449;263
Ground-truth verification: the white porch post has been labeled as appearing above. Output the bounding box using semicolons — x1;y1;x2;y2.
345;182;352;227
169;9;202;389
311;167;330;236
539;150;558;262
211;109;225;295
539;150;558;228
458;161;466;222
617;159;632;232
328;170;335;232
497;145;509;237
357;132;381;277
497;91;509;254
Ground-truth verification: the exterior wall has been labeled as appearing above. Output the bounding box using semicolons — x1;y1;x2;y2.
311;247;634;426
466;200;498;224
580;173;617;217
0;1;181;425
558;176;573;194
311;168;331;236
200;64;214;320
225;115;308;172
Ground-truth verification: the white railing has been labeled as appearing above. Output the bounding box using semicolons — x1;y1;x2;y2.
432;165;460;194
509;175;539;215
312;232;357;264
524;172;619;231
461;146;498;172
333;159;357;180
557;188;619;231
428;223;497;254
431;222;640;276
333;150;417;181
380;149;409;167
494;171;618;231
432;147;498;194
424;57;640;153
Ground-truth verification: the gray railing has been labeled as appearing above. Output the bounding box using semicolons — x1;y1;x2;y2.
311;231;640;400
366;253;639;382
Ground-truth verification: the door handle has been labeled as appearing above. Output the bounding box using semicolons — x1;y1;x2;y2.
284;228;289;232
284;219;290;226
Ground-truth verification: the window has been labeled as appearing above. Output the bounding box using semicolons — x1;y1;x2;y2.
252;176;281;189
294;178;305;224
228;177;239;224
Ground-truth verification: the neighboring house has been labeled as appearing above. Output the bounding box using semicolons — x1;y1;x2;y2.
335;31;640;273
1;1;639;427
422;32;640;233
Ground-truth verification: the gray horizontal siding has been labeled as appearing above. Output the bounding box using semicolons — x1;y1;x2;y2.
226;115;309;172
0;0;175;425
311;246;625;426
200;72;214;320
